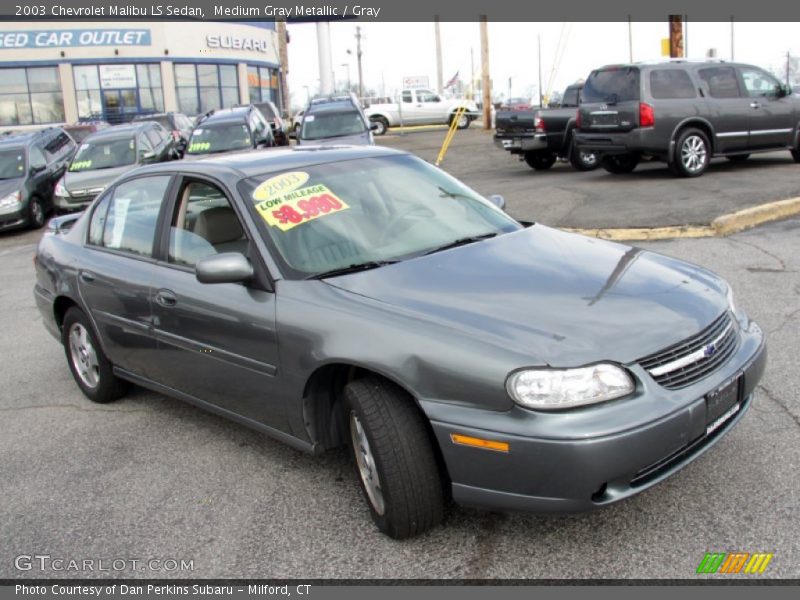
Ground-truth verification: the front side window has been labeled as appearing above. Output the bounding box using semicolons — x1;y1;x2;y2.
186;123;251;155
240;154;521;278
28;145;46;168
417;90;438;103
698;67;741;99
96;176;171;257
69;137;136;172
740;68;782;98
401;91;412;103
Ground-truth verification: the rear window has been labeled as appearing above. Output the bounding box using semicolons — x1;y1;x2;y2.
582;68;640;103
649;69;697;99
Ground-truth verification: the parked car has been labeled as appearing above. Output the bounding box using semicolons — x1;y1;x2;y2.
54;122;176;213
35;145;765;539
495;83;598;171
575;60;800;177
132;112;194;156
251;101;290;146
184;106;275;158
297;94;374;146
289;109;304;138
0;127;76;231
500;97;533;111
365;88;479;135
62;121;111;144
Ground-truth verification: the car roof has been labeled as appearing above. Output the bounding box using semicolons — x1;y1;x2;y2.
306;100;360;114
83;122;153;142
129;145;407;179
199;107;252;125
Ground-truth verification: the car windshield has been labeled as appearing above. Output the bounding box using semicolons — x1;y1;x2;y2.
582;67;640;103
301;110;367;140
69;137;135;172
187;123;251;154
0;149;26;179
239;154;522;279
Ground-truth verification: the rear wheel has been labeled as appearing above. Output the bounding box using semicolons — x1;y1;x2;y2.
524;151;557;171
726;154;750;162
28;196;45;229
569;142;599;171
344;376;445;539
452;112;470;129
671;128;710;177
370;117;389;136
601;153;640;174
62;307;126;403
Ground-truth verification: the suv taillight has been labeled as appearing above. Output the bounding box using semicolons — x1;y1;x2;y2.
639;102;655;128
534;116;546;133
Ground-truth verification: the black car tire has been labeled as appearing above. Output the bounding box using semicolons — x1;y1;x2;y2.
343;376;445;539
62;307;126;404
601;153;641;174
569;142;599;171
791;149;800;163
370;117;389;136
726;154;750;162
524;151;557;171
451;112;471;130
27;196;46;229
670;128;710;177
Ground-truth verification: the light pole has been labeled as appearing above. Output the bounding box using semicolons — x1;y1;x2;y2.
341;63;351;92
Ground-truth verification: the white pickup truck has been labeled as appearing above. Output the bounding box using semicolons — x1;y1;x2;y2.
364;88;480;135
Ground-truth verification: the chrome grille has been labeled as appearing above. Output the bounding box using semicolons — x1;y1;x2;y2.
639;312;738;390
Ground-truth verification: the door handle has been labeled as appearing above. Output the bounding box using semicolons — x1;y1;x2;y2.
750;101;761;109
79;271;95;283
155;289;177;307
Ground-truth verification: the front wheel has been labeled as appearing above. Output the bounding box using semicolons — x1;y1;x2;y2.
344;377;445;539
452;112;470;129
370;117;389;136
791;149;800;163
62;307;126;403
524;151;557;171
601;153;640;174
671;128;710;177
28;196;45;229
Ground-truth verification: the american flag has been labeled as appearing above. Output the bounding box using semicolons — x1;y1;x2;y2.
445;71;460;88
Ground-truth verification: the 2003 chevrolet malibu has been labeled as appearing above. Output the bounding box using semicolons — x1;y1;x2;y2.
34;146;766;538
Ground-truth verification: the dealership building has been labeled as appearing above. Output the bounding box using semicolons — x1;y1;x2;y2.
0;21;284;130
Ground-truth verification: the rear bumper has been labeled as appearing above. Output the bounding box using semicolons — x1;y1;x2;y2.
575;128;665;157
493;133;548;154
427;320;766;514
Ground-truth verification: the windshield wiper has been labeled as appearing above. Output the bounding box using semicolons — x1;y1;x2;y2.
308;260;399;280
423;232;498;256
438;186;478;201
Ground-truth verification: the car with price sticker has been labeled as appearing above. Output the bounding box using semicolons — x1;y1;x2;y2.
184;106;276;158
34;145;765;539
54;122;177;213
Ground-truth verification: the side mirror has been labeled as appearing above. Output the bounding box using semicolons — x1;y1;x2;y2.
776;84;789;98
370;122;379;131
488;194;506;211
434;95;442;102
196;252;254;284
139;150;155;161
30;161;46;173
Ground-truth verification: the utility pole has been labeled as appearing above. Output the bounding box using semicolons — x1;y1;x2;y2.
316;22;334;95
435;16;444;94
730;17;734;60
470;47;475;100
537;34;543;108
627;16;633;63
276;20;290;111
355;26;364;99
668;15;684;58
480;15;491;129
787;51;792;87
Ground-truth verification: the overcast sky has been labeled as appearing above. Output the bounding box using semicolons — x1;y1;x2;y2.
284;21;799;108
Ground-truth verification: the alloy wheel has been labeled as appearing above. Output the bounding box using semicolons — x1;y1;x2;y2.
681;135;707;173
350;411;386;515
68;323;100;389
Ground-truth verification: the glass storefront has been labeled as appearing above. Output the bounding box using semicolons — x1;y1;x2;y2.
247;65;281;109
174;63;239;116
74;63;163;123
0;67;64;126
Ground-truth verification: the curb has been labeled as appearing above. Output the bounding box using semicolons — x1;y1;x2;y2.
567;196;800;242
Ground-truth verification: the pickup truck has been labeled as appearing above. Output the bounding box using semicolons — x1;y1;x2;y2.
365;88;480;135
493;84;598;171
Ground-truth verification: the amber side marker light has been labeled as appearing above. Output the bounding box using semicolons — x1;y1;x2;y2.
450;433;509;453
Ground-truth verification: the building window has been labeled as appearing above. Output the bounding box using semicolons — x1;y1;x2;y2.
74;64;163;121
175;63;239;116
136;64;164;113
0;67;64;126
247;65;281;109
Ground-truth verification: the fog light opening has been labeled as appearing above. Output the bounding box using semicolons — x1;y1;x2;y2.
591;483;608;502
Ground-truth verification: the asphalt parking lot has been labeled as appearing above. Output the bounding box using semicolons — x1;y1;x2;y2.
2;135;800;579
377;127;800;229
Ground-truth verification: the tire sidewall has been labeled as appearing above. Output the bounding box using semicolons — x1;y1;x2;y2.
371;118;387;136
570;142;599;171
62;307;121;403
28;196;45;229
674;128;710;177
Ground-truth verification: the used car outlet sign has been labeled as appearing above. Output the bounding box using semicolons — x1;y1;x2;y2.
206;34;269;53
0;29;151;48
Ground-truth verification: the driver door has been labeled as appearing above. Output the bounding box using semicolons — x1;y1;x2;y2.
738;66;796;150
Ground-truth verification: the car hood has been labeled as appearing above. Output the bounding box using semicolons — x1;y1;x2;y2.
63;165;134;193
323;225;728;366
0;177;24;198
297;134;372;147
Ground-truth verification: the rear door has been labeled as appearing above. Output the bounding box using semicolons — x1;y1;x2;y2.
696;66;750;153
737;66;796;150
578;67;641;132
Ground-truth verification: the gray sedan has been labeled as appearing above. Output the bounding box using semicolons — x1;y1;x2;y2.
34;146;766;538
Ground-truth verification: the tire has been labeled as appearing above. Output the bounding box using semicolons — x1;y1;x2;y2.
601;153;640;174
569;142;599;171
370;117;389;136
791;149;800;163
28;196;45;229
670;128;710;177
524;151;557;171
452;112;470;129
343;376;445;539
726;154;750;162
62;307;126;404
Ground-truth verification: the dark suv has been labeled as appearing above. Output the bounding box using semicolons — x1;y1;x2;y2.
132;112;194;156
0;127;75;231
184;105;275;158
297;93;374;146
575;60;800;177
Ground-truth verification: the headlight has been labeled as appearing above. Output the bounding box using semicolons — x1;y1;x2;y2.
506;364;634;410
54;178;69;197
0;191;21;209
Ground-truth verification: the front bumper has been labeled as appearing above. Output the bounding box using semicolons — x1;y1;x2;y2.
426;319;766;513
0;204;27;231
54;194;94;212
493;133;548;154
